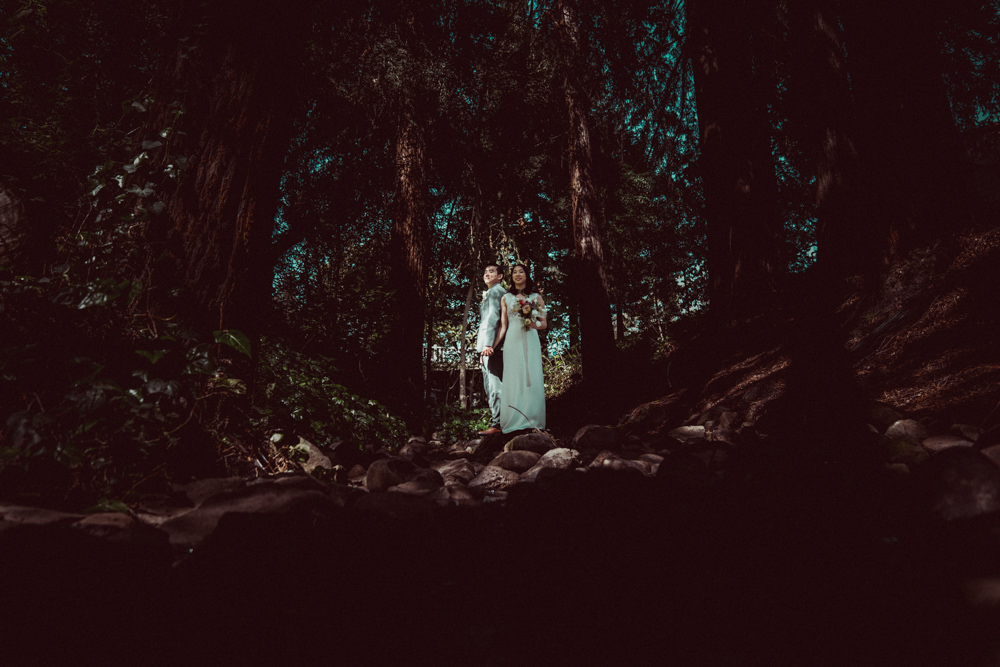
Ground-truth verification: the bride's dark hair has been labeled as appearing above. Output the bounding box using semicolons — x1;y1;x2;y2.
507;263;536;295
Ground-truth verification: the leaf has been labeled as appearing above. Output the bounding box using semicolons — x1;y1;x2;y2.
135;349;168;365
214;329;252;357
141;140;162;150
86;498;130;514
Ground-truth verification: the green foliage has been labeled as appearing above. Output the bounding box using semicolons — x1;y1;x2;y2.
429;403;491;445
544;346;583;399
0;265;252;503
257;339;407;453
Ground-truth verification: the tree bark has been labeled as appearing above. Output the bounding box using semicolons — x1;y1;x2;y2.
687;0;782;321
557;0;616;383
387;112;430;418
840;0;970;265
138;0;307;339
458;192;489;410
458;282;476;409
785;0;862;278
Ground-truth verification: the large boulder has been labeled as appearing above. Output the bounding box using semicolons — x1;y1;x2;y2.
468;465;520;492
430;458;480;485
488;450;541;473
914;447;1000;521
520;448;581;483
571;424;618;452
366;456;419;492
504;432;557;455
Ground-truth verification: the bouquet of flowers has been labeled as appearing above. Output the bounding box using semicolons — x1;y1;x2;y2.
515;296;543;331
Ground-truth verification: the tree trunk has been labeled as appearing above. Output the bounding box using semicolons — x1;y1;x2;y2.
387;112;430;419
459;186;491;411
840;0;971;265
557;0;616;383
785;0;862;278
138;0;306;340
687;0;782;321
459;282;476;409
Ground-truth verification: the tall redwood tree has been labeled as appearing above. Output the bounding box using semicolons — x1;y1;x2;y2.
388;110;431;416
785;0;862;279
556;0;616;383
137;0;309;340
687;0;783;320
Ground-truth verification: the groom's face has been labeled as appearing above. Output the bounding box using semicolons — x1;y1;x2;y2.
483;266;501;286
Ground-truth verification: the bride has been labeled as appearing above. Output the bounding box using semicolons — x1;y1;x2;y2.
491;263;547;433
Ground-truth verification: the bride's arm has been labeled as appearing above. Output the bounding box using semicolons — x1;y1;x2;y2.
533;295;547;331
493;298;509;348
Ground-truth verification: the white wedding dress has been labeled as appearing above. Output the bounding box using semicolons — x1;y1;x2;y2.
499;293;546;432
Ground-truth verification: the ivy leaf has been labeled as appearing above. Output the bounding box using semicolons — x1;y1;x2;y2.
214;329;252;357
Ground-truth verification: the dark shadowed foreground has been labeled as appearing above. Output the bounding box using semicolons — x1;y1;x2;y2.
2;457;1000;667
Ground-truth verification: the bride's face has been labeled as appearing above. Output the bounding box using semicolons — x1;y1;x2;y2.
512;266;527;288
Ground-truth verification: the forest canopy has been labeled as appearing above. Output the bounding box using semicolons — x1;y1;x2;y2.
1;0;998;506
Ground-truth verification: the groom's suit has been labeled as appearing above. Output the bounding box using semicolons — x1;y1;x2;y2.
477;282;506;428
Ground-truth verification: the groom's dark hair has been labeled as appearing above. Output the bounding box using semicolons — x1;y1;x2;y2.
485;263;504;275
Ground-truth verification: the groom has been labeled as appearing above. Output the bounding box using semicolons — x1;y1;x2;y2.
477;263;506;435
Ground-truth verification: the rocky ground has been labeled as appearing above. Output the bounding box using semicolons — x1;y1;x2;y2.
4;392;1000;666
3;228;1000;666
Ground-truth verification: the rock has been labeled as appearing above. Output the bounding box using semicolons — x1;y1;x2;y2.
708;428;741;445
951;424;982;443
588;450;648;475
329;464;348;484
619;392;687;433
390;479;447;500
922;434;975;453
397;437;430;461
518;465;571;484
72;512;137;539
884;437;929;466
175;477;246;506
717;410;741;431
885;419;929;442
571;424;618;451
446;484;484;506
488;450;541;473
366;457;418;492
667;425;706;443
535;447;581;470
690;445;729;469
520;448;581;482
979;426;1000;449
347;464;367;483
504;432;557;455
639;453;664;474
693;405;733;426
411;468;445;485
655;451;710;487
642;432;685;452
470;429;508;456
0;504;83;527
915;448;1000;521
982;445;1000;468
444;443;471;457
352;491;436;521
468;465;521;492
430;458;479;485
869;402;906;433
158;478;337;549
290;437;333;474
